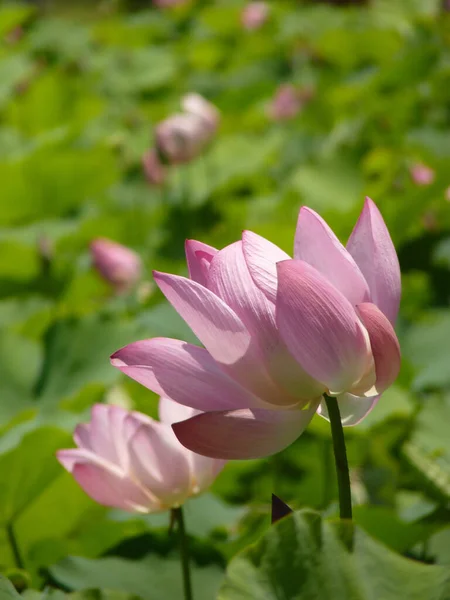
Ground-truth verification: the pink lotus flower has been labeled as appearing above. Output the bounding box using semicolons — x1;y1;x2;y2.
142;149;166;186
268;85;313;121
111;198;401;460
90;238;142;293
155;113;212;165
410;163;435;186
241;2;269;31
57;400;224;513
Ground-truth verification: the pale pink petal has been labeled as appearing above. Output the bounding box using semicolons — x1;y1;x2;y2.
88;405;121;465
276;260;372;395
172;402;320;460
207;242;325;403
153;271;283;403
128;421;191;506
188;453;226;495
357;302;401;393
71;462;154;512
111;338;263;411
346;198;401;324
185;240;217;286
57;448;98;473
73;424;92;450
241;230;290;303
294;207;370;306
158;396;198;425
318;393;380;426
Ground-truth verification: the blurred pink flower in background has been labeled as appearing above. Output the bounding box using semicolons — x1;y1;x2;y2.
112;198;401;460
182;93;220;136
410;163;435;186
268;85;314;121
445;186;450;202
90;238;142;293
57;400;225;513
142;149;166;186
241;2;269;31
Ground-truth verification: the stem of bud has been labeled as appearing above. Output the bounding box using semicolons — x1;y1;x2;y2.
172;506;193;600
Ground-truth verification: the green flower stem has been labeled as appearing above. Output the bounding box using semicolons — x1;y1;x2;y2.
6;522;25;569
324;394;353;521
172;506;193;600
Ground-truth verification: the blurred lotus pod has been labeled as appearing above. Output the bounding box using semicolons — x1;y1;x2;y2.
90;238;142;293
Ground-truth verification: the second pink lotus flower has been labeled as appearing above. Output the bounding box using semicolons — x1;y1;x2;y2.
111;198;401;460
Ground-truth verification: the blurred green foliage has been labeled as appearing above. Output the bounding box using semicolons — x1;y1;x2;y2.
1;0;450;597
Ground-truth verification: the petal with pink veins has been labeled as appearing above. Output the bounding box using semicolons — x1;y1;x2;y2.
357;302;401;393
208;242;325;402
347;197;401;324
276;260;372;395
153;271;289;403
185;240;217;286
111;338;265;412
172;402;320;460
294;207;370;306
242;230;290;303
318;393;380;426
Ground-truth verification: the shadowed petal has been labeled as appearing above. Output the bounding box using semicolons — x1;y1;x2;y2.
347;197;401;324
111;338;264;412
276;260;372;395
294;207;370;306
357;302;401;393
172;402;320;460
159;396;198;425
318;393;380;426
242;230;290;303
185;239;217;286
73;423;92;450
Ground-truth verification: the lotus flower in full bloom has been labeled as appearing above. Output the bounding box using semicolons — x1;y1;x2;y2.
111;198;401;460
90;238;142;293
57;400;225;513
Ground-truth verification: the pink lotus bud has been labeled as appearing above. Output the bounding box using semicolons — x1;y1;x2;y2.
142;149;166;186
181;93;220;135
57;400;224;513
241;2;269;31
410;163;435;186
267;85;313;121
155;113;212;165
112;198;401;460
90;238;142;293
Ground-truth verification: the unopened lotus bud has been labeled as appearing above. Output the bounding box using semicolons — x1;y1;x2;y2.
90;238;142;293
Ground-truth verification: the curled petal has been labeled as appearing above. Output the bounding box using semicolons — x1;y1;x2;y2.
242;230;290;303
185;239;217;286
318;392;380;426
276;260;372;395
357;302;401;393
111;338;264;412
172;402;320;460
294;207;370;306
73;423;92;450
347;197;401;324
